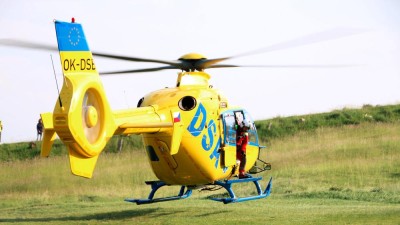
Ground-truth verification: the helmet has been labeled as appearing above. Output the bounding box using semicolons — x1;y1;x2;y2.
241;120;252;130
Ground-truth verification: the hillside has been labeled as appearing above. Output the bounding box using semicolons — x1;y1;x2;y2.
1;104;400;162
255;104;400;142
0;133;143;162
0;104;399;224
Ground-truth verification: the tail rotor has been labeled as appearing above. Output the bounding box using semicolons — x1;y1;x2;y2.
82;89;102;144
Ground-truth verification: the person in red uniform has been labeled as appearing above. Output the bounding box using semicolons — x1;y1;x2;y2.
236;123;251;179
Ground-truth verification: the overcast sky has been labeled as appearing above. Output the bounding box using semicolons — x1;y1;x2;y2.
0;0;399;143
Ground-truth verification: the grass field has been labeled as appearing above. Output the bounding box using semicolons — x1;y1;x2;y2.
1;122;399;224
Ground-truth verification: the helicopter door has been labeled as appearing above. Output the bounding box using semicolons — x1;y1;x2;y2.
221;111;238;167
221;110;258;168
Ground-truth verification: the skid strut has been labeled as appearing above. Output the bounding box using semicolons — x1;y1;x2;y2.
125;181;192;205
211;176;273;204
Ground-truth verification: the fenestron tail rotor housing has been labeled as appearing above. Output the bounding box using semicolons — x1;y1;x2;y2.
82;89;102;144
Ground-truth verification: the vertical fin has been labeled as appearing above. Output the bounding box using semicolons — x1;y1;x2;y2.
40;112;56;157
51;19;116;178
68;146;99;178
54;20;97;76
170;111;183;155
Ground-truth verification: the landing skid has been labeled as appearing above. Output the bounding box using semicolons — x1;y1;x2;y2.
211;176;273;204
125;176;272;205
125;181;193;205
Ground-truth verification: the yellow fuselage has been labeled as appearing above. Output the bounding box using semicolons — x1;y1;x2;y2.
133;72;259;185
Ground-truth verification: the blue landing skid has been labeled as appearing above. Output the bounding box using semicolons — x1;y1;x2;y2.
125;181;192;205
211;176;273;204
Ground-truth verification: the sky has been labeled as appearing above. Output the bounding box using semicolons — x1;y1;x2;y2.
0;0;399;143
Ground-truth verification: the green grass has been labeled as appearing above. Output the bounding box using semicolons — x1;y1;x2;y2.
267;123;400;203
1;198;398;225
0;105;399;224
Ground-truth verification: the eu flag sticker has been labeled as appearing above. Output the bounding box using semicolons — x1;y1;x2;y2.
55;20;89;51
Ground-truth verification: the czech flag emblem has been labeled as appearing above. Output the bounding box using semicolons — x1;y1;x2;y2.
173;112;181;123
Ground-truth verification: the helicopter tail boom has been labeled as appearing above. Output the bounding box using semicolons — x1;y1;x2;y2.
114;108;184;155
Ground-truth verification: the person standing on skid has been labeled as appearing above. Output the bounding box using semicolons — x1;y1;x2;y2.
236;122;251;179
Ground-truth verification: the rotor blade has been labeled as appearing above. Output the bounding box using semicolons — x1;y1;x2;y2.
92;52;181;67
0;39;57;51
100;66;177;75
198;27;367;70
0;39;182;67
209;64;360;69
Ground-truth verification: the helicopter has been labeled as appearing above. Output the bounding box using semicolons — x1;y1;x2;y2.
35;18;273;204
0;18;362;204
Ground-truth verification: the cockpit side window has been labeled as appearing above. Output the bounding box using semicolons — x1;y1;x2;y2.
222;110;258;146
244;111;258;145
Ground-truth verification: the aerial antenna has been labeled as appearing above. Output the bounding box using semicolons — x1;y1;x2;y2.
50;54;63;107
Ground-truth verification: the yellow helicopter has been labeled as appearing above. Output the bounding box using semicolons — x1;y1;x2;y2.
35;19;272;204
1;19;362;204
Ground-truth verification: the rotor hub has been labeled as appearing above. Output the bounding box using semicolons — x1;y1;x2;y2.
178;53;206;60
85;105;98;128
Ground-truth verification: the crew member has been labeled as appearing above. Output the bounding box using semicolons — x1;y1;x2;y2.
236;123;250;179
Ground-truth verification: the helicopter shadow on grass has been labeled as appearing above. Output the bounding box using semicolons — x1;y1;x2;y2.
195;210;231;218
0;208;173;223
0;206;232;223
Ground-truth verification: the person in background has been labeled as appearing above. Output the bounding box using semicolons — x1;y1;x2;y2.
36;118;43;141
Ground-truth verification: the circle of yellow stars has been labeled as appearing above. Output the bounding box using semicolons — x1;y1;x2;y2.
68;27;81;46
